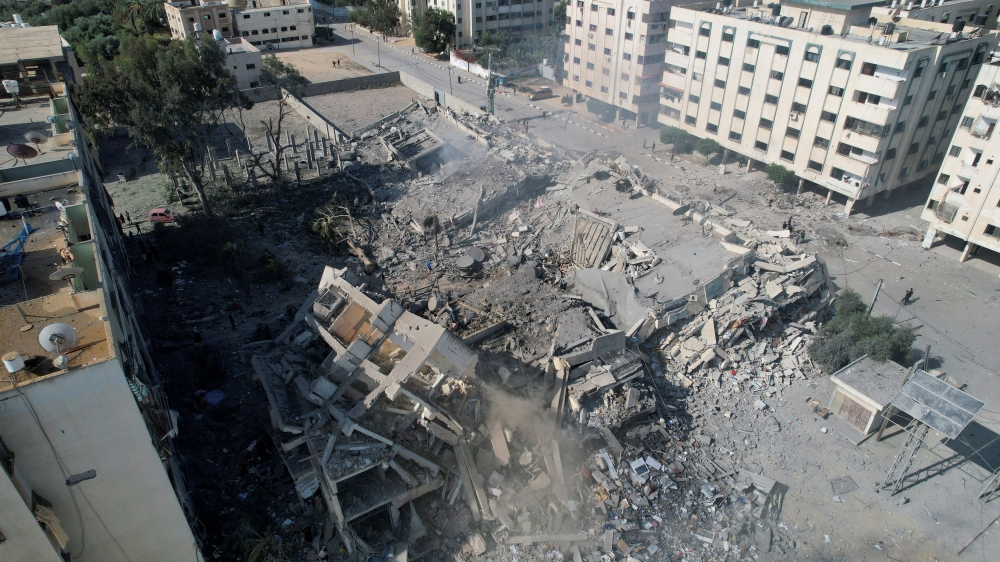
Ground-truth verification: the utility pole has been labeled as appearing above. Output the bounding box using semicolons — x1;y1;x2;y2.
867;278;883;316
486;53;496;115
449;67;453;95
351;25;355;54
377;37;381;67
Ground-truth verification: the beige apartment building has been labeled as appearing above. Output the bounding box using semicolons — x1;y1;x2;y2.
921;58;1000;260
658;0;998;214
165;0;234;39
222;36;262;88
563;0;682;126
401;0;558;49
871;0;999;28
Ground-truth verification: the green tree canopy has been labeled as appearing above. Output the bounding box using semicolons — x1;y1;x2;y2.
807;288;916;372
660;126;693;153
586;97;615;119
75;34;250;217
348;0;400;34
765;163;794;185
554;1;567;24
259;55;308;96
695;137;721;155
413;8;455;53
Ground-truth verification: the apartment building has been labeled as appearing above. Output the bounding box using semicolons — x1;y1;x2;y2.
166;0;315;50
563;0;685;126
222;36;262;88
0;44;203;561
401;0;557;49
658;0;998;214
871;0;999;29
921;57;1000;260
165;0;234;39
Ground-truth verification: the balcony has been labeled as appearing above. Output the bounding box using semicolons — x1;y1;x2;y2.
667;28;693;46
855;74;900;100
660;71;685;91
959;163;980;177
970;117;996;140
663;49;690;69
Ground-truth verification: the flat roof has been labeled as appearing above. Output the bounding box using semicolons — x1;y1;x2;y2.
0;26;64;66
0;96;78;167
785;0;886;10
831;355;905;406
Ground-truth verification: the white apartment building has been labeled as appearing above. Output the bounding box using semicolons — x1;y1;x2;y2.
166;0;315;50
563;0;683;126
222;36;262;88
165;0;234;39
921;57;1000;260
402;0;558;49
659;0;998;215
871;0;999;28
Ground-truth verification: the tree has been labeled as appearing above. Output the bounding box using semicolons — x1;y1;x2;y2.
765;163;794;186
695;137;721;155
413;8;455;53
76;34;250;218
232;56;307;197
348;0;400;35
807;288;916;372
586;97;615;120
554;1;567;25
660;126;693;153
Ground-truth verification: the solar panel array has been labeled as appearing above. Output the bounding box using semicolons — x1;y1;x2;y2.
889;370;984;440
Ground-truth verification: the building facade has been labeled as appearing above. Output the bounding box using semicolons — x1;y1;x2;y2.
921;58;1000;260
400;0;558;49
222;36;262;88
871;0;999;29
562;0;681;126
657;0;997;214
165;0;234;39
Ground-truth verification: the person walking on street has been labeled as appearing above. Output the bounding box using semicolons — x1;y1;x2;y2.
902;288;914;305
651;142;655;153
643;139;647;149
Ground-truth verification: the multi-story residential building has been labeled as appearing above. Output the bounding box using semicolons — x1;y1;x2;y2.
562;0;685;127
871;0;999;29
921;57;1000;260
0;29;204;562
401;0;558;49
166;0;315;50
165;0;235;39
658;0;998;215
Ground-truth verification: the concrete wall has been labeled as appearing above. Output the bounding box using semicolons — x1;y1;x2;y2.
399;70;484;115
0;467;64;562
302;72;401;96
284;92;350;141
0;361;203;562
0;161;79;197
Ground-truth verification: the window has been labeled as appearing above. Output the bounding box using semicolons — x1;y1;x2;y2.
947;84;957;96
770;70;784;81
914;63;926;78
699;26;711;37
695;51;707;59
622;52;631;61
693;72;703;82
734;109;746;119
487;15;496;20
572;56;580;63
685;115;697;125
743;63;755;72
263;11;270;16
297;7;304;12
786;127;800;139
814;137;830;148
222;26;228;31
903;95;913;106
932;152;945;164
219;12;226;18
729;131;742;141
737;86;750;95
975;84;988;98
621;72;629;80
607;7;615;15
606;28;613;35
936;110;947;121
575;19;581;26
917;160;929;172
625;32;633;40
857;92;880;104
572;74;579;81
600;85;608;93
589;24;597;31
781;150;794;161
715;79;726;88
861;62;876;76
808;160;823;171
718;56;730;66
246;63;256;69
798;77;813;88
986;225;1000;239
722;30;734;42
775;45;789;56
917;116;928;128
837;142;852;156
830;167;847;180
755;140;768;151
242;30;249;36
203;14;211;20
689;94;700;103
603;48;611;55
828;86;844;97
601;68;609;76
908;142;920;154
591;3;598;10
759;117;773;129
289;25;295;30
747;38;760;48
764;94;778;105
805;50;820;63
950;145;962;157
585;80;593;87
835;57;852;70
894;122;905;133
885;148;896;160
586;62;594;69
820;111;837;123
707;123;719;133
928;90;938;100
792;102;807;113
251;29;258;34
574;38;581;45
710;101;722;110
961;116;975;128
282;9;288;14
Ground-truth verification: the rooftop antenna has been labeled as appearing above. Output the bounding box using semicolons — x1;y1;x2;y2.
2;79;21;107
24;131;46;154
37;322;78;370
49;266;86;290
6;143;38;166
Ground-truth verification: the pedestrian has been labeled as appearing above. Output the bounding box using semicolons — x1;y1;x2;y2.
713;183;718;193
782;221;788;231
902;288;914;305
643;139;647;149
125;211;131;223
651;142;655;153
119;212;126;225
135;223;142;234
457;76;461;84
258;222;265;236
795;230;805;245
426;260;433;271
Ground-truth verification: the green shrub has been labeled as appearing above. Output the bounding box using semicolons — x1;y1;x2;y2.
807;289;916;372
695;137;721;155
659;126;693;153
766;163;794;186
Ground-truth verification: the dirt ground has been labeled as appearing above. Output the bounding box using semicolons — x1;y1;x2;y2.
274;45;372;83
305;84;423;132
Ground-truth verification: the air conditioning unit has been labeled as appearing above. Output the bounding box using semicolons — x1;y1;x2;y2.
789;111;798;120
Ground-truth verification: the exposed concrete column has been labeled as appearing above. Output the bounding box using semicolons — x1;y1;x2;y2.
960;242;976;262
747;158;754;172
825;189;833;205
844;198;856;216
796;177;804;194
921;227;937;249
720;149;729;175
865;194;875;207
883;187;893;199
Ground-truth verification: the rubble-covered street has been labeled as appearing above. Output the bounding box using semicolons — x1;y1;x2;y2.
103;85;980;562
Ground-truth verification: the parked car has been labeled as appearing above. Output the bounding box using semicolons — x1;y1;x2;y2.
528;87;554;101
148;207;179;223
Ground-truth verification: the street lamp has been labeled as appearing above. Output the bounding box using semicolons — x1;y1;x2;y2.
449;67;453;95
351;25;356;54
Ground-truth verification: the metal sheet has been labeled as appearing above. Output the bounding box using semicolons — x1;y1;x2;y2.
889;370;983;439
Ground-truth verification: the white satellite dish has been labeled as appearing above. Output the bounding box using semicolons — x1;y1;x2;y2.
63;120;75;130
38;323;78;353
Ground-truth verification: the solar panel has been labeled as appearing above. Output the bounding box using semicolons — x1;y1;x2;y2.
889;370;983;440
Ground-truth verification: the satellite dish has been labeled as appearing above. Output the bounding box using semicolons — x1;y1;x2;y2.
49;267;84;282
7;144;38;161
64;120;75;130
25;131;46;144
46;115;58;123
38;323;78;353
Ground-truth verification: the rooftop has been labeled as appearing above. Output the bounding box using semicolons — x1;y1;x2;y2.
831;355;907;406
1;95;79;168
0;25;65;66
224;38;259;54
785;0;886;10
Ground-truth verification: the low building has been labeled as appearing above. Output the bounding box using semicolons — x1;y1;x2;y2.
0;78;204;562
165;0;235;39
0;24;81;88
921;56;1000;261
657;0;998;215
829;356;903;435
222;36;262;88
